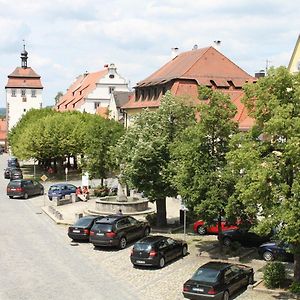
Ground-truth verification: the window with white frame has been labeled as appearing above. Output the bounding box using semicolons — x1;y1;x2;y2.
21;89;26;96
31;89;36;97
11;89;16;97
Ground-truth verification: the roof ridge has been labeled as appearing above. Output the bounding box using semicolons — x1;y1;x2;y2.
182;47;211;77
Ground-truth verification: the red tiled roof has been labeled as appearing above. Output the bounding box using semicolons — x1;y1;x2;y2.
56;70;108;111
137;46;256;88
6;67;43;89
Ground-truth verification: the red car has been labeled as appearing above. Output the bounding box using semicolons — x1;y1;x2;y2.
193;218;239;235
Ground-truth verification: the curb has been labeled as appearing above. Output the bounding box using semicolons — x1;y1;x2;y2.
41;206;73;225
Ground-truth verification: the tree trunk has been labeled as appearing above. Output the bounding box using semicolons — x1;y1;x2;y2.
217;214;223;253
156;197;167;228
294;252;300;283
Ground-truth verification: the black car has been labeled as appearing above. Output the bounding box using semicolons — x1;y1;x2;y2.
183;261;254;300
130;235;188;268
4;167;14;179
258;242;294;262
89;215;150;249
218;229;270;248
7;179;44;199
68;215;104;242
10;168;23;180
7;157;20;168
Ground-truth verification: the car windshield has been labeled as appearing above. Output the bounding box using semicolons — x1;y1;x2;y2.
134;243;152;252
74;218;93;227
93;223;113;232
8;181;21;187
191;268;220;283
49;186;60;191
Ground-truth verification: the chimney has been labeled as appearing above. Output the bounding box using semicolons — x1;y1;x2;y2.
192;44;198;50
171;47;179;59
213;40;221;50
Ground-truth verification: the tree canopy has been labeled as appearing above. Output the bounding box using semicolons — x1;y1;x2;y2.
226;67;300;282
113;92;196;226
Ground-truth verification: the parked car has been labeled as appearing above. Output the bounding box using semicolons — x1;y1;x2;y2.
89;215;150;249
68;215;104;242
7;157;20;168
218;228;271;248
183;261;254;300
7;179;44;199
48;183;77;200
193;218;240;235
130;235;188;268
258;242;294;262
10;168;23;180
4;167;15;179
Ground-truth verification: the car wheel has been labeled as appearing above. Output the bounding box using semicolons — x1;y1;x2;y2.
159;256;165;268
223;237;232;247
119;237;127;249
223;290;229;300
144;227;150;237
263;250;274;261
182;245;188;257
197;226;206;235
23;193;29;199
49;197;52;201
9;196;13;199
247;274;254;285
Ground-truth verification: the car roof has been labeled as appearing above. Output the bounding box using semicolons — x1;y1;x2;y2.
50;183;75;186
137;236;166;244
200;261;231;271
97;215;127;224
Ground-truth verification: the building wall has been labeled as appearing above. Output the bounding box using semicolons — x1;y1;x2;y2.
6;88;42;130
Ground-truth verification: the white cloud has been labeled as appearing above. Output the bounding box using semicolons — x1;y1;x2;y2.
0;0;299;107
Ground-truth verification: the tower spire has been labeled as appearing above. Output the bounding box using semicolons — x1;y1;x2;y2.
20;40;28;69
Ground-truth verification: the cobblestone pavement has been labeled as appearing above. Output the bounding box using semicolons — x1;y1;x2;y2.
54;224;293;300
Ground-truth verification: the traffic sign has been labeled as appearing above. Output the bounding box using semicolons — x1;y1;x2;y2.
41;174;48;182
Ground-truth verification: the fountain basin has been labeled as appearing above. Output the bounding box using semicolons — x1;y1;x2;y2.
93;196;154;215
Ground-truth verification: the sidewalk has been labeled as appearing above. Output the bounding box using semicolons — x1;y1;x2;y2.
42;196;182;226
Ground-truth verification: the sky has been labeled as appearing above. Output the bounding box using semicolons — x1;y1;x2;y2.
0;0;299;108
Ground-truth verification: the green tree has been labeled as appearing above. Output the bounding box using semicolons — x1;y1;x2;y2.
227;67;300;283
113;92;195;227
170;86;238;242
80;114;124;183
55;92;63;105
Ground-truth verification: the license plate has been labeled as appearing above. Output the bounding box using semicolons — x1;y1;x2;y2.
192;288;204;292
73;230;80;233
136;260;145;264
96;233;104;236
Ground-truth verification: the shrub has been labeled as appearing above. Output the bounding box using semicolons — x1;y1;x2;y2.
146;213;157;226
93;186;109;197
289;282;300;294
263;262;286;289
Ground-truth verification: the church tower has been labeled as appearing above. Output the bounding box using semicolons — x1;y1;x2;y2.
5;44;43;131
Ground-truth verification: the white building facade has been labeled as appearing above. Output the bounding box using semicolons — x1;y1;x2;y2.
56;64;129;117
5;46;43;131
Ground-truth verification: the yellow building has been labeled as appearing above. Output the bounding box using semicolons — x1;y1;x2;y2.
288;35;300;73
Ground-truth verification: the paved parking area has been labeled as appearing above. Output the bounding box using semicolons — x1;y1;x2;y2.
55;225;281;300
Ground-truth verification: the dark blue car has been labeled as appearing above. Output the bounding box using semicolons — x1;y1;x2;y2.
48;183;77;200
258;242;294;262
